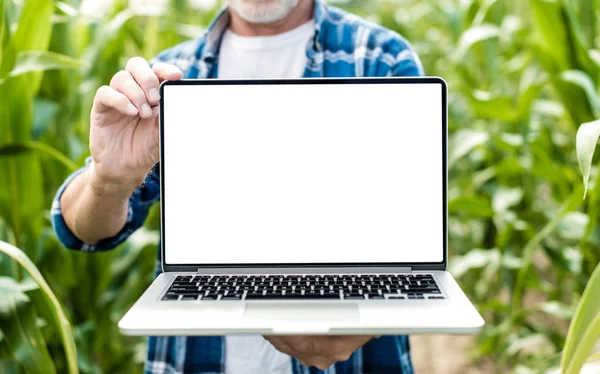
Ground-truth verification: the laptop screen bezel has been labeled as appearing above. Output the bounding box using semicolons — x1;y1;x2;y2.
159;77;448;272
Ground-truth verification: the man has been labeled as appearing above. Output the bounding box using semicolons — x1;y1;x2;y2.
52;0;423;373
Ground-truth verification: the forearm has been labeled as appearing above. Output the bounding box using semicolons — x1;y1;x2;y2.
60;163;136;244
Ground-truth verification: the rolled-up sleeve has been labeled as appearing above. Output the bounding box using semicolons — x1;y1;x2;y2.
51;157;160;252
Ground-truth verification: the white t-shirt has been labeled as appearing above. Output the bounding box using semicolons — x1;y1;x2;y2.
217;20;314;79
218;20;315;374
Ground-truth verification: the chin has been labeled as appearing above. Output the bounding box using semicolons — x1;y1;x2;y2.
229;0;299;23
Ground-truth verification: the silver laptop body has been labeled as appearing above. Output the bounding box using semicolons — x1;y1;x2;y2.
119;77;485;335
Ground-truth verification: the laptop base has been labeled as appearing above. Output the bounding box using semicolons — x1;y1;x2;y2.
119;271;484;336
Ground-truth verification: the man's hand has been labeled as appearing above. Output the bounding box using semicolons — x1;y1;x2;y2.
90;57;182;192
59;57;182;245
263;335;376;370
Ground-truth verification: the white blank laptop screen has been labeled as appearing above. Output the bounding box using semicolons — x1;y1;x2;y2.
162;82;444;265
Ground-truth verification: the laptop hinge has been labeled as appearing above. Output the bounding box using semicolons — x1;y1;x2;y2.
196;267;413;274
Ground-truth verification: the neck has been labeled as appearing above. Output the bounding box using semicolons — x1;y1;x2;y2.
228;1;314;36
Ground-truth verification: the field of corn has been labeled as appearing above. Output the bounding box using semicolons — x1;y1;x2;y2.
1;0;599;373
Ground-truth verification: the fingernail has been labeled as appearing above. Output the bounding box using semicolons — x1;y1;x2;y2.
169;66;181;74
126;103;138;116
141;103;152;117
149;88;160;102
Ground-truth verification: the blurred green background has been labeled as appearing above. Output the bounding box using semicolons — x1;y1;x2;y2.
1;0;599;373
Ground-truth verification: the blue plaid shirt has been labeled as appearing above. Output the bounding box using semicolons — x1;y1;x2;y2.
52;1;422;373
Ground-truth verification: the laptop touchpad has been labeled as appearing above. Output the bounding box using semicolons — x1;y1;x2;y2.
243;304;360;332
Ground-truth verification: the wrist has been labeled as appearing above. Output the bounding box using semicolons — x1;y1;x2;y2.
87;161;144;200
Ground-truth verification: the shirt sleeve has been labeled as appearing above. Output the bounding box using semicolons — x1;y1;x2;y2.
51;157;161;252
389;48;424;77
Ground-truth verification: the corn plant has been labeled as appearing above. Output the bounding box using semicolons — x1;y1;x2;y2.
372;0;600;371
0;0;84;370
559;119;600;374
0;0;177;372
0;240;77;374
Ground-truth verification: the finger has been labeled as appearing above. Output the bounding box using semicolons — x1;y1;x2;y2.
126;57;161;105
276;335;331;356
329;336;373;361
152;62;183;83
266;336;335;370
297;356;335;370
332;349;353;363
94;85;138;116
111;70;154;119
151;105;160;118
313;360;336;371
272;341;294;356
263;336;293;355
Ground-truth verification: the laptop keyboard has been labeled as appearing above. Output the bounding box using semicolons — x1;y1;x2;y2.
162;274;443;301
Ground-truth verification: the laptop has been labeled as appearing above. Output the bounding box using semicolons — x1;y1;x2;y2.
118;77;485;335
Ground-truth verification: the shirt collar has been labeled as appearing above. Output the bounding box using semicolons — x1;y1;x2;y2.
199;7;231;64
311;0;327;52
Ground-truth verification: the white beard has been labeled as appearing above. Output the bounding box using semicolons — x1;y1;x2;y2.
227;0;300;23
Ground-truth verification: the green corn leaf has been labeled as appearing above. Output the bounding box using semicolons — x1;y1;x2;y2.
554;78;596;126
471;0;499;27
574;0;596;49
6;51;87;79
589;50;600;70
449;248;500;279
12;0;53;52
454;24;500;61
0;74;44;254
529;0;569;71
562;262;600;374
0;292;56;374
0;0;5;69
0;141;78;172
539;301;574;320
142;16;160;60
0;277;37;315
467;91;518;122
512;185;583;311
588;351;600;362
54;1;79;17
448;129;489;167
83;9;134;66
561;0;599;76
516;68;546;117
560;71;600;118
0;241;78;374
492;187;524;213
448;195;494;217
576;119;600;198
11;0;54;95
